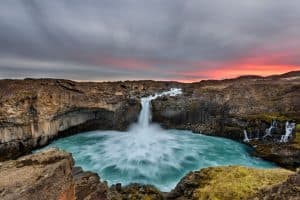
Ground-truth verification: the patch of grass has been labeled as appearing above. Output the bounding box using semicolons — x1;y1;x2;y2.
246;113;290;123
193;166;292;200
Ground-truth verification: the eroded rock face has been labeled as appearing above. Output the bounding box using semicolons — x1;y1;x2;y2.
251;169;300;200
0;79;179;161
0;148;164;200
72;167;110;200
0;148;75;200
250;141;300;169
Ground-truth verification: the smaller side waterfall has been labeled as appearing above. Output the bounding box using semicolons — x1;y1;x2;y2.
243;130;250;142
263;120;276;138
280;121;296;143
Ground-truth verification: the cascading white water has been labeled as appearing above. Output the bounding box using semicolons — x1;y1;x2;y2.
243;130;250;142
263;120;276;138
280;121;295;143
41;88;276;191
138;88;182;127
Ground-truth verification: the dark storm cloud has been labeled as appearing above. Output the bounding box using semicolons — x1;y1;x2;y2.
0;0;300;81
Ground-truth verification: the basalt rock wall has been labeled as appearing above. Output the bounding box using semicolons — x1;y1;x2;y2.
152;72;300;141
152;72;300;168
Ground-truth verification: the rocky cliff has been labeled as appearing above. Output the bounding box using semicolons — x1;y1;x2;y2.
0;79;180;160
152;71;300;168
153;71;300;138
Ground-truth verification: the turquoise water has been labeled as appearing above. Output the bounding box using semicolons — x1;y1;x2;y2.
40;89;275;191
42;127;275;191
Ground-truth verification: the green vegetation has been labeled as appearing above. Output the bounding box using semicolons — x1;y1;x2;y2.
246;113;290;123
193;166;292;200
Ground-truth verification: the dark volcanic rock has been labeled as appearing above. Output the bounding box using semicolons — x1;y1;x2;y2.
250;141;300;169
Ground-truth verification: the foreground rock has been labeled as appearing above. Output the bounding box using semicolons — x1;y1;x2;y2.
167;166;294;200
0;148;163;200
251;169;300;200
0;149;298;200
0;148;75;200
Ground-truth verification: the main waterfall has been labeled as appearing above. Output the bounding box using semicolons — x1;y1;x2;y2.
137;88;182;127
42;88;275;191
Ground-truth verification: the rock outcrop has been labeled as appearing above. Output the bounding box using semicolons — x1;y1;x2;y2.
0;148;75;200
0;148;164;200
166;166;294;200
251;168;300;200
250;140;300;169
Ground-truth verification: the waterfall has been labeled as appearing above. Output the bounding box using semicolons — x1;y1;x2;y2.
263;120;276;138
137;88;182;128
280;121;295;143
243;130;250;142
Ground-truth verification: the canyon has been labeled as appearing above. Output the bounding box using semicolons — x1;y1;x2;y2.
0;71;300;199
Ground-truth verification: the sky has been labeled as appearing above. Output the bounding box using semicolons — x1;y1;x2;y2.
0;0;300;82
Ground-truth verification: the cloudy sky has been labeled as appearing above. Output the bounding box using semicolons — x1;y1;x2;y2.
0;0;300;82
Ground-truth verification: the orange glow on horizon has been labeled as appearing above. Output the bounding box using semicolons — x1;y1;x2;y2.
178;65;300;82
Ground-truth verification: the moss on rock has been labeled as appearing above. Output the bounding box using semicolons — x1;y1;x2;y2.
246;113;290;123
193;166;292;200
168;166;293;200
